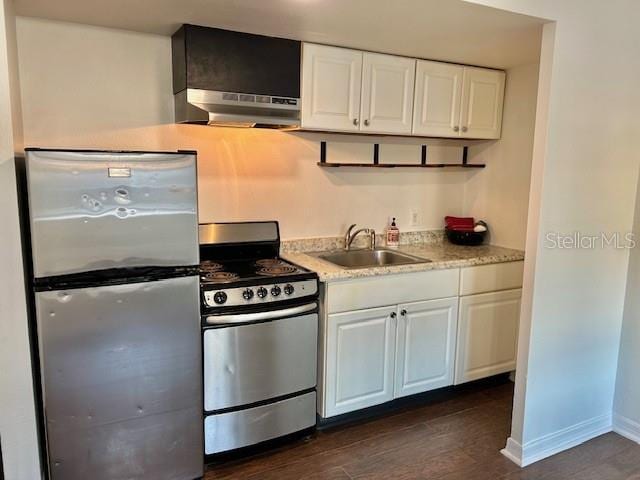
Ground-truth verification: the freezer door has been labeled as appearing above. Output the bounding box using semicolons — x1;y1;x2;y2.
26;150;198;278
35;275;203;480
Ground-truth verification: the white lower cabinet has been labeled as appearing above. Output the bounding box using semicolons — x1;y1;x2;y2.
319;263;522;418
323;298;458;417
395;298;458;398
455;289;522;385
325;305;397;417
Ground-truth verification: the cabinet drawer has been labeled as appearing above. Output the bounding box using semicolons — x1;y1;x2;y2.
327;269;459;314
459;261;523;296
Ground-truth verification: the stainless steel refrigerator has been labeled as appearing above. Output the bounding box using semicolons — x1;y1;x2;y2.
23;148;203;480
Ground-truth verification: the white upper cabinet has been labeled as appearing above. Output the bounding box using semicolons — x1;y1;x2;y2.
413;62;504;139
412;61;463;137
360;53;416;134
460;67;506;139
301;43;363;132
301;42;506;139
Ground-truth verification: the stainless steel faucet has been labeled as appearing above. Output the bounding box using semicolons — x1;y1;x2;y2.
344;224;376;251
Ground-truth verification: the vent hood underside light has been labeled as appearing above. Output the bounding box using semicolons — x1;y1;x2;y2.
174;89;300;129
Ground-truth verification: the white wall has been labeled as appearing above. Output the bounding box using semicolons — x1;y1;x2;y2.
613;167;640;442
14;16;536;243
467;0;640;466
0;0;41;478
466;62;539;249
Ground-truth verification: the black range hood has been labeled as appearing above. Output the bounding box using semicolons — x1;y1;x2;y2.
172;25;301;128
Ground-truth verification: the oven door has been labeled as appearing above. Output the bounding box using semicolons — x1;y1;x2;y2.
203;302;318;412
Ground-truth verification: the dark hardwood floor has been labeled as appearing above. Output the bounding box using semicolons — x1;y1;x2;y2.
205;382;640;479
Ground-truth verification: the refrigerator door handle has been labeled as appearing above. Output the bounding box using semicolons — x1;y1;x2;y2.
205;302;317;325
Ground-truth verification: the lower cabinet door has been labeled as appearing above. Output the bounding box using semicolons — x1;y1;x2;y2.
394;297;458;398
455;289;521;384
325;305;397;417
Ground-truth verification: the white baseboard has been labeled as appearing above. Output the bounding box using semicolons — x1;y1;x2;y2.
613;413;640;444
501;437;523;466
502;413;612;467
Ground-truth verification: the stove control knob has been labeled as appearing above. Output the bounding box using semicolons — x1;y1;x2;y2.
271;285;281;297
256;287;268;299
242;288;254;301
213;291;227;305
284;284;295;296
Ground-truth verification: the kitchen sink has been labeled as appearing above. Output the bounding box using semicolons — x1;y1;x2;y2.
315;249;431;269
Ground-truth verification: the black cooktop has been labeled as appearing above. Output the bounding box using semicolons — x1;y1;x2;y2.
199;257;315;286
198;221;317;289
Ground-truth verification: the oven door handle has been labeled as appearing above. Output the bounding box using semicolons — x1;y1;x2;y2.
205;302;318;325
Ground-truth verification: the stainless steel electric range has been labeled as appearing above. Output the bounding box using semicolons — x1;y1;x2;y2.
199;221;319;457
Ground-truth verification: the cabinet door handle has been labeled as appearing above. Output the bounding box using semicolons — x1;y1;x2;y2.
353;118;359;126
400;309;407;316
364;119;370;126
390;311;397;319
461;126;468;132
453;125;460;132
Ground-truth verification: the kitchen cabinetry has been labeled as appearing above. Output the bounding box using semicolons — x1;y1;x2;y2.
301;43;505;139
302;44;415;134
413;61;505;138
455;289;521;384
460;67;505;139
323;298;458;417
318;261;524;419
412;61;464;137
319;269;460;418
324;305;397;417
301;44;362;132
360;52;415;134
395;298;458;398
454;261;523;385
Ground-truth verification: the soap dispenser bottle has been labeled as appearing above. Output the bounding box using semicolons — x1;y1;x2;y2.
386;217;400;248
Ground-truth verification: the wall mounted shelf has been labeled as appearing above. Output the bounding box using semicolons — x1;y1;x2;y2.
317;162;485;169
318;143;485;169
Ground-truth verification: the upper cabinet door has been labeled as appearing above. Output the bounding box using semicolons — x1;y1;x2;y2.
301;43;363;132
412;60;463;138
360;53;416;134
460;67;505;139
